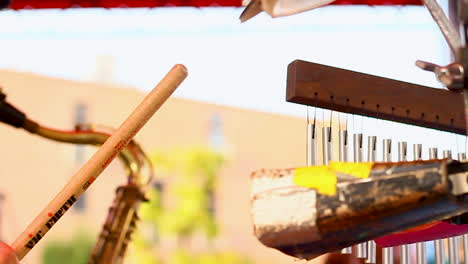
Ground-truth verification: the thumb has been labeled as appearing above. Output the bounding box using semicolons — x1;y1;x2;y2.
0;242;19;264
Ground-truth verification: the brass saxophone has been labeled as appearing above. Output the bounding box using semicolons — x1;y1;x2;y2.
0;89;153;263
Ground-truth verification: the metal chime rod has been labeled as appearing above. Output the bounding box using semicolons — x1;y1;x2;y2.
399;142;411;264
398;141;407;161
442;150;460;264
383;139;392;162
354;133;367;259
414;144;427;264
443;150;452;159
382;139;394;264
429;148;445;264
366;136;377;264
459;153;467;161
459;153;468;264
368;136;377;162
463;233;468;264
340;129;353;255
339;130;348;163
448;237;459;264
322;126;332;165
307;122;318;166
353;133;364;164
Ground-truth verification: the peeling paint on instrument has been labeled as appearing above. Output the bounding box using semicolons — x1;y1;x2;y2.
252;160;468;260
316;162;447;234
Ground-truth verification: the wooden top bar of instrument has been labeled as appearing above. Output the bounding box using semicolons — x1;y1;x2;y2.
287;60;466;135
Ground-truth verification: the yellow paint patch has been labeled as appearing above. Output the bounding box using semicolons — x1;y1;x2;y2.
292;162;374;196
293;166;337;195
329;162;374;179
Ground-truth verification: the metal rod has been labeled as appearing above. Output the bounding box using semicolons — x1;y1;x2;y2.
382;139;393;264
465;93;468;136
367;136;377;163
322;126;332;165
353;133;363;163
434;215;446;263
339;130;348;163
415;224;427;264
366;229;377;262
443;150;453;159
354;134;367;259
421;0;462;54
458;153;467;264
442;150;459;264
458;153;467;160
341;247;353;254
400;245;411;264
429;148;438;159
383;139;392;162
366;136;377;264
429;148;445;264
340;130;352;255
463;234;468;264
307;123;317;166
414;144;426;264
416;244;427;264
398;141;408;161
383;248;394;264
414;144;423;160
448;236;460;264
398;142;410;264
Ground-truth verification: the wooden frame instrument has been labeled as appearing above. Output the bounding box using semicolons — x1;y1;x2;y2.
248;0;468;264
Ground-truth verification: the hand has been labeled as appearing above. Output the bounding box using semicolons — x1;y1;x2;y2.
0;242;19;264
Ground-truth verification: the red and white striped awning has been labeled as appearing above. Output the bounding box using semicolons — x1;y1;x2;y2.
4;0;422;9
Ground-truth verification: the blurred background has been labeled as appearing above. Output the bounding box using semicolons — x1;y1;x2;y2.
0;2;461;264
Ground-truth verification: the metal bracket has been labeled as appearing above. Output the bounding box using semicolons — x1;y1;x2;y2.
419;0;468;133
416;60;465;91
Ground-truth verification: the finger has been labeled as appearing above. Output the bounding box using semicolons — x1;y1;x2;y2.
0;243;19;264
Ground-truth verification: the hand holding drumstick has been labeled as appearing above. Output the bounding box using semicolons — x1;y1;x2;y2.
0;243;18;264
10;64;188;260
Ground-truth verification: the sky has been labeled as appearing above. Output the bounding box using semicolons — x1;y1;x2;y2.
0;5;464;156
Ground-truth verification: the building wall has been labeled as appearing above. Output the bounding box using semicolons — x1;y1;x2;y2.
0;70;317;264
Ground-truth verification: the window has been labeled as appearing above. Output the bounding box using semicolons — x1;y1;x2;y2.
73;103;88;212
209;113;223;150
207;114;222;217
74;103;87;163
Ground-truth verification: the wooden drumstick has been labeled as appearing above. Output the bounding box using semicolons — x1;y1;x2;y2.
11;64;188;259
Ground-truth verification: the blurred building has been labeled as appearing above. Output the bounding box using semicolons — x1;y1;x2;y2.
0;69;321;264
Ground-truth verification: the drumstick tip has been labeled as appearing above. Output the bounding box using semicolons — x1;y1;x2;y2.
174;64;188;75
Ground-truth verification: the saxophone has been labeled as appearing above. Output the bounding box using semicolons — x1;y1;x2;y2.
0;88;153;263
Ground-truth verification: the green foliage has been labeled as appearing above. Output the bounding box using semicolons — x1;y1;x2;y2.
42;231;94;264
127;233;160;264
133;146;253;264
139;188;163;224
169;249;253;264
142;146;224;239
151;147;224;185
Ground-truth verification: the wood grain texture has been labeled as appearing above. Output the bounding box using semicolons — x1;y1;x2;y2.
286;60;466;135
